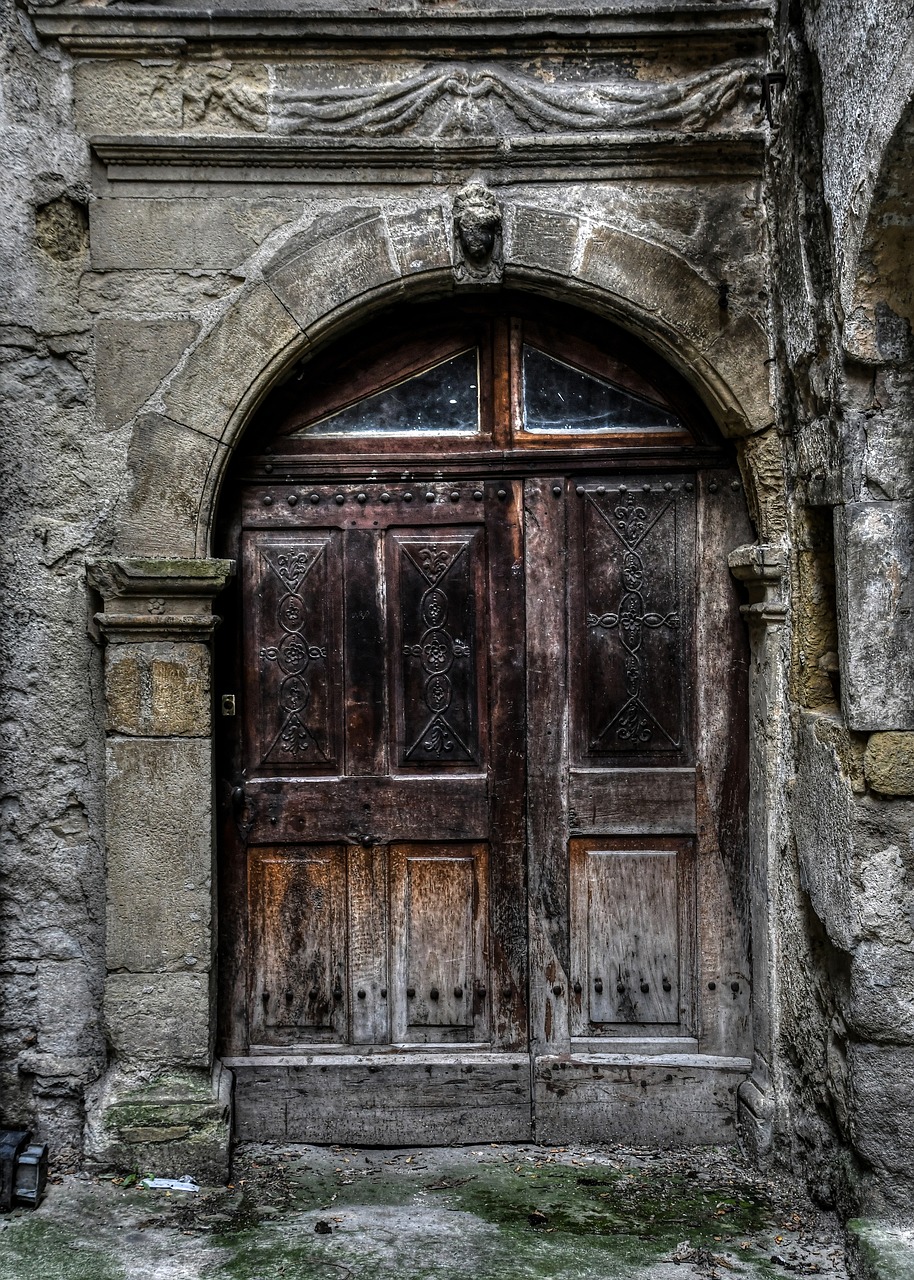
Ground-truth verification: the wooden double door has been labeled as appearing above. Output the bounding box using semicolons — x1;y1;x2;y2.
219;302;752;1144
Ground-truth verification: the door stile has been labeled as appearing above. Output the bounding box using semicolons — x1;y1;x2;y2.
694;470;753;1057
486;479;529;1050
344;528;388;778
524;475;572;1054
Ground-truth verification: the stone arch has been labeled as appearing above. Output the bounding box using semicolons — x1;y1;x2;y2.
847;92;914;364
836;30;914;316
116;200;776;560
840;89;914;509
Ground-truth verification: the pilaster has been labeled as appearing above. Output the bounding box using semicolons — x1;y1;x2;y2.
84;558;234;1180
729;543;788;1158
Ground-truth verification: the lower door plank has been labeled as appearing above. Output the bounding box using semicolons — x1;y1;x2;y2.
534;1053;750;1146
227;1052;532;1144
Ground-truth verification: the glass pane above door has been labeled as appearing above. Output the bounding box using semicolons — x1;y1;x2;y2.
522;345;684;434
293;349;480;437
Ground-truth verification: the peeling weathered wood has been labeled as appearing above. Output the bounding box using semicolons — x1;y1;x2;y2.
534;1054;748;1145
525;475;570;1052
695;470;752;1057
347;844;389;1045
229;1053;533;1144
568;768;696;833
389;843;489;1044
249;846;347;1045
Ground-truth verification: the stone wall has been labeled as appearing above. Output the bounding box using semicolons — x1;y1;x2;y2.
769;0;914;1222
0;0;110;1165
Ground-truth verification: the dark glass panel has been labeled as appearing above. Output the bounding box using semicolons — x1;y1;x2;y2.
523;345;684;433
295;349;479;437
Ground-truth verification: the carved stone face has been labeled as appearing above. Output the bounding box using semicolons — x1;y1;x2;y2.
453;181;502;267
459;221;497;263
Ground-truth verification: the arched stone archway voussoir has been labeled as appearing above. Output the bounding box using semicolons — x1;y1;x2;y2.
117;201;775;560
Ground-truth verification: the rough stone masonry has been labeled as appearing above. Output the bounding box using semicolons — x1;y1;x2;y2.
1;0;913;1268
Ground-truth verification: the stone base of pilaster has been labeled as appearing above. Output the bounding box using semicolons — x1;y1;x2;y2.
736;1076;775;1160
84;1062;232;1183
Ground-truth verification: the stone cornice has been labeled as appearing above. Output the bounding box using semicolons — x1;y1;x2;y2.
92;130;766;185
728;543;787;625
29;4;773;54
87;558;235;644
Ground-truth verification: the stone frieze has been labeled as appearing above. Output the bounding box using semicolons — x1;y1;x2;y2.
151;59;761;136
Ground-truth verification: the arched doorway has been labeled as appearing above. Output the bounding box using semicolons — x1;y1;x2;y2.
216;295;753;1145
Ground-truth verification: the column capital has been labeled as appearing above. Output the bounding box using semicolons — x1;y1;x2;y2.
87;557;234;643
728;543;787;625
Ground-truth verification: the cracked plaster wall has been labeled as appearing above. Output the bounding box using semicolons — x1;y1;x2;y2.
0;0;114;1163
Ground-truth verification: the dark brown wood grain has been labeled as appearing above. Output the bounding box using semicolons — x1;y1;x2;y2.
694;469;752;1058
217;303;752;1143
484;480;529;1051
524;475;571;1052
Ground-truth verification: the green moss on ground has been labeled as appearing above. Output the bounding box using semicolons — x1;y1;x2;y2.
0;1219;125;1280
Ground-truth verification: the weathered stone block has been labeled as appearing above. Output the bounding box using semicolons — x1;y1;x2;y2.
504;205;582;278
35;960;102;1060
163;285;302;440
105;973;211;1068
863;417;914;501
264;215;400;332
76;59;269;137
105;641;211;737
120;414;225;558
703;312;773;434
848;1044;914;1212
793;712;858;952
578;223;721;348
90;199;300;271
739;428;788;541
847;944;914;1043
95;318;199;430
85;1064;231;1182
846;1219;914;1280
106;736;213;973
865;732;914;796
385;203;452;278
835;501;914;731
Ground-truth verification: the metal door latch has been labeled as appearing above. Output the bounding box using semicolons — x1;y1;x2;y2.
221;694;236;717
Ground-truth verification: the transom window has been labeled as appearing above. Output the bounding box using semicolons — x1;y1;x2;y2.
242;296;719;466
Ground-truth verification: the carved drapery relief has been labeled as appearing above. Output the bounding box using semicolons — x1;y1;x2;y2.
152;63;268;131
149;60;760;136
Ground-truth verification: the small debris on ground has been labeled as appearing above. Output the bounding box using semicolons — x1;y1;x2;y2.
139;1176;200;1193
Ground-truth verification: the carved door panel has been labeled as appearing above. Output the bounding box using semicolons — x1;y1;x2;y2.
220;302;752;1144
568;475;697;1042
231;480;526;1066
526;469;752;1104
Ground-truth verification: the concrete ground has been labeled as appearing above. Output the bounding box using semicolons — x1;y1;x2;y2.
0;1143;849;1280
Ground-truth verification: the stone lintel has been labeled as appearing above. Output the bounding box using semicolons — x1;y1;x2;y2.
728;543;787;623
32;7;773;52
89;132;766;187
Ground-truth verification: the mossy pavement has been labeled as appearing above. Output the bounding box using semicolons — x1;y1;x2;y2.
0;1143;848;1280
